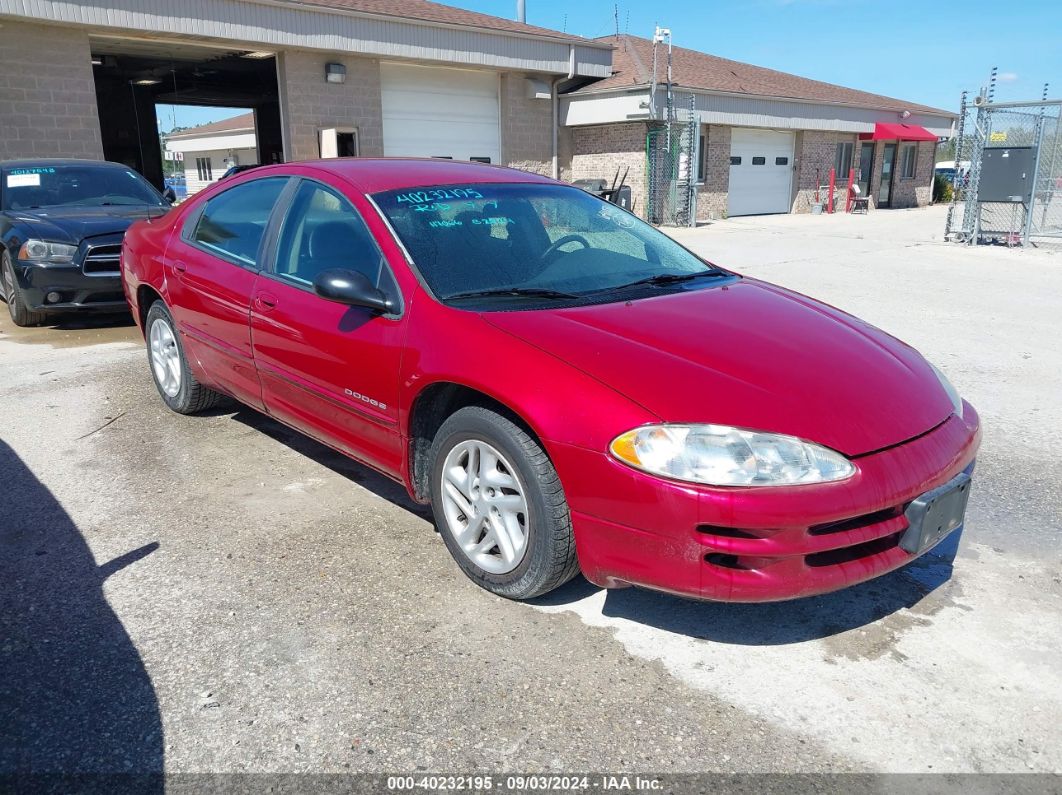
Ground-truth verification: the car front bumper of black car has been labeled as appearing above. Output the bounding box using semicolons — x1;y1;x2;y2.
14;252;127;313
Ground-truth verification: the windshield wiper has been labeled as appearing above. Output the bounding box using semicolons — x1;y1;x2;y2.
444;287;582;301
603;269;731;292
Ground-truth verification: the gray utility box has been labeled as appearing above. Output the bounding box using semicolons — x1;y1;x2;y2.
977;146;1035;203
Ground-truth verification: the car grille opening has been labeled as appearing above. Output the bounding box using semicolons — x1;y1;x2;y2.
805;531;904;567
82;244;122;275
704;553;751;570
808;506;905;536
696;525;760;540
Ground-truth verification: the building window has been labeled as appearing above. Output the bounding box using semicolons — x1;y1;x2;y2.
196;157;213;182
901;143;917;179
752;156;766;165
730;156;741;166
696;128;709;183
775;156;789;166
834;141;854;181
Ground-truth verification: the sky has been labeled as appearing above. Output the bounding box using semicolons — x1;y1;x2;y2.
154;0;1060;131
461;0;1060;112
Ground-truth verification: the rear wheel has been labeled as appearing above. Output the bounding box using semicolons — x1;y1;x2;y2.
428;406;579;600
145;300;223;414
2;252;47;327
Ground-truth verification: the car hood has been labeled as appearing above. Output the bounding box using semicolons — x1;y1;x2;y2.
13;205;168;245
482;279;953;457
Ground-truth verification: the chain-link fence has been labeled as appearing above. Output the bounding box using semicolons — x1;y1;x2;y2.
945;91;1062;246
645;96;698;227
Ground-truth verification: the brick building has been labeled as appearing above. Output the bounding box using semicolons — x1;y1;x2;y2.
0;2;952;223
561;35;953;220
0;0;610;190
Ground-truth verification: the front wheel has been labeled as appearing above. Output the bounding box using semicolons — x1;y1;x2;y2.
144;300;224;414
2;252;47;327
428;406;579;600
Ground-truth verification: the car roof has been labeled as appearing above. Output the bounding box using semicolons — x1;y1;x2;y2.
0;158;132;169
249;158;558;194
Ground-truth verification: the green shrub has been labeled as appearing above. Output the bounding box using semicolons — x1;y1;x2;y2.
933;173;954;203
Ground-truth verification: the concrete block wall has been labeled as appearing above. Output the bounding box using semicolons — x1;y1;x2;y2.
501;74;553;176
564;122;648;217
695;124;731;221
277;50;383;162
793;130;858;213
0;21;103;160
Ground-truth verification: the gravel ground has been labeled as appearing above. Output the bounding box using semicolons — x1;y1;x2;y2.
1;205;1060;782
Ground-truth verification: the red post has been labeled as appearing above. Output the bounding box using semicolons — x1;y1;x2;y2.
827;168;836;213
845;168;856;212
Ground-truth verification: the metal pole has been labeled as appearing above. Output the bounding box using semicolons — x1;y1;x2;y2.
1022;83;1050;246
516;0;525;23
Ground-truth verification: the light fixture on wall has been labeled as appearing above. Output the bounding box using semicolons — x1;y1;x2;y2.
325;62;347;84
133;78;160;86
901;110;912;119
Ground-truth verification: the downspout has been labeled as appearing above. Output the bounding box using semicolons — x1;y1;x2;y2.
552;45;576;180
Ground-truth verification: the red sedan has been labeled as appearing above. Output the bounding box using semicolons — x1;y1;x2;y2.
121;159;980;602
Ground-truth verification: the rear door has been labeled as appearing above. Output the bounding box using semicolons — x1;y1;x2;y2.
166;176;289;409
250;176;408;475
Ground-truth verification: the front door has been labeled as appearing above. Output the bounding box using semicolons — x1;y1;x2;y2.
878;143;897;208
250;177;407;475
857;142;875;197
165;176;289;409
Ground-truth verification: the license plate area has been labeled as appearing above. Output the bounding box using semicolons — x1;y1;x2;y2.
900;472;972;554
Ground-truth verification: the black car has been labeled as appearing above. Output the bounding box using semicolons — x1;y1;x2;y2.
0;159;171;326
219;163;260;180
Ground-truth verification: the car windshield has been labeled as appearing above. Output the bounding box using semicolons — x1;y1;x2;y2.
1;164;166;211
372;183;731;306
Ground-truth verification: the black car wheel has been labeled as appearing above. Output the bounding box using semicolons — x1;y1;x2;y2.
428;406;579;600
2;251;47;327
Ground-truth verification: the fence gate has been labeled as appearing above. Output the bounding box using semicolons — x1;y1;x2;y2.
945;87;1062;246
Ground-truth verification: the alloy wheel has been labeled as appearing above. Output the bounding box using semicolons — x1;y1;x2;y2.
148;317;182;398
439;439;530;574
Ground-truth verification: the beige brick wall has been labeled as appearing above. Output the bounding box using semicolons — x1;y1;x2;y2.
277;50;383;162
793;130;857;213
563;122;648;217
501;74;553;176
0;21;103;160
695;124;731;221
887;140;935;208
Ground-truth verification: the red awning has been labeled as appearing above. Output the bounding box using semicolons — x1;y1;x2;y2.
858;122;939;142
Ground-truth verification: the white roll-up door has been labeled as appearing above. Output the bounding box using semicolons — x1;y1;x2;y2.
381;63;501;165
728;128;796;216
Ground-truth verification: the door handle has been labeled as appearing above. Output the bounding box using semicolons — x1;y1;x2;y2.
255;292;278;311
172;260;187;274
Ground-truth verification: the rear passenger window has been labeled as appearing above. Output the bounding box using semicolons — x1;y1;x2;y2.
192;178;287;267
273;181;383;288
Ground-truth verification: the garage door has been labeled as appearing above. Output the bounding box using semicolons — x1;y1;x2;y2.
728;129;795;216
381;63;500;164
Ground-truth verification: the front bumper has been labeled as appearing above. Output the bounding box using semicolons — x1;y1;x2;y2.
552;405;981;602
11;261;127;313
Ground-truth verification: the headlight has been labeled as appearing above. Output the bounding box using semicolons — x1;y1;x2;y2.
929;363;963;419
18;239;77;264
609;424;855;487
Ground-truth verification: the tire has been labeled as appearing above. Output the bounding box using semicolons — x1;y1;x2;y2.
428;405;579;600
144;300;224;414
2;252;47;327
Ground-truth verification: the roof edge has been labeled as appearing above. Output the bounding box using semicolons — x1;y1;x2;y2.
565;83;956;119
249;0;614;49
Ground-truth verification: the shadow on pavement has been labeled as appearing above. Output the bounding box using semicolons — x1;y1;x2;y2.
534;532;962;645
229;407;433;520
0;439;163;784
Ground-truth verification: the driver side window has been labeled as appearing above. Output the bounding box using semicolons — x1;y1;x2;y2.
273;181;383;287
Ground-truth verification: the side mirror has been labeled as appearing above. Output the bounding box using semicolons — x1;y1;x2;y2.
313;268;393;313
162;186;177;204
